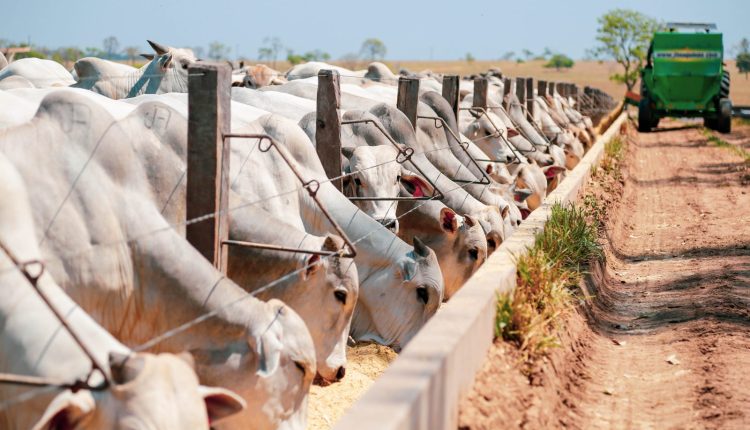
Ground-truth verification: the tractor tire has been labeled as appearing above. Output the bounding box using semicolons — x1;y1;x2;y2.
720;70;730;99
638;98;653;132
716;98;732;134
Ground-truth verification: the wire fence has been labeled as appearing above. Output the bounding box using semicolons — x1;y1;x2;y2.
0;68;602;411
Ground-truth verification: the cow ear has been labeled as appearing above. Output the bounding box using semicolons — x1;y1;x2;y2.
541;165;565;179
32;390;95;430
161;53;173;69
514;188;534;203
147;39;169;56
440;208;458;233
501;205;510;219
399;173;433;198
302;254;321;280
341;146;356;160
140;53;155;61
463;214;477;227
507;128;520;138
198;385;247;425
485;163;494;174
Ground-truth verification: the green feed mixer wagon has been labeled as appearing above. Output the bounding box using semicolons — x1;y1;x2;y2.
636;22;732;133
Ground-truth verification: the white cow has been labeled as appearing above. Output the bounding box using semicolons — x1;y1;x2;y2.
0;152;245;429
72;40;197;99
0;90;316;430
0;57;75;88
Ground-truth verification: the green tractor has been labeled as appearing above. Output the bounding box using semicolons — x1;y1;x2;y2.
637;22;732;133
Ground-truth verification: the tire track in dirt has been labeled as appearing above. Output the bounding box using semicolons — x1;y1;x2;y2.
459;119;750;430
581;120;750;429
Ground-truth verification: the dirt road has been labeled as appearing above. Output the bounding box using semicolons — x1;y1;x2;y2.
459;119;750;429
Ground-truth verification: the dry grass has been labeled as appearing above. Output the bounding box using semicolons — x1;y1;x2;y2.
496;203;601;361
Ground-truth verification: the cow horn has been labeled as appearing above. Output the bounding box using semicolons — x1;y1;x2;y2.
412;236;430;258
109;351;145;385
147;40;169;56
140;53;155;61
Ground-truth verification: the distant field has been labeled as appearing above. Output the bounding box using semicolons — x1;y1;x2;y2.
271;59;750;105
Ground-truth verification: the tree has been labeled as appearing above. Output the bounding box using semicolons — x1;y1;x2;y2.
544;54;575;71
465;52;475;63
208;41;230;61
592;9;660;91
360;38;386;61
736;38;750;79
124;46;139;65
501;51;515;61
521;49;534;60
257;37;283;67
103;36;119;60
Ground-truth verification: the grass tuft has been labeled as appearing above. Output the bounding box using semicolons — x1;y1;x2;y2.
701;128;750;163
495;202;601;360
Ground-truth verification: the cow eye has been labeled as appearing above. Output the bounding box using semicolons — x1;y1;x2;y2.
294;361;306;376
354;178;362;187
181;62;188;70
396;175;401;184
416;286;429;305
334;290;347;305
468;248;479;261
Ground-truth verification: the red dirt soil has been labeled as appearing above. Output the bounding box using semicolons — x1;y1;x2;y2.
459;118;750;429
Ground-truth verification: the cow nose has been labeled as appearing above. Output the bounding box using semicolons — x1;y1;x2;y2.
506;154;515;163
336;366;346;381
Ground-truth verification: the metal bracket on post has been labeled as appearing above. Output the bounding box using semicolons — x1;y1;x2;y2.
316;70;343;192
187;62;231;273
417;115;491;185
222;133;356;258
340;119;445;202
441;75;460;123
397;77;420;129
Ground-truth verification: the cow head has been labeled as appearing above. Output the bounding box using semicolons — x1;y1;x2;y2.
461;112;516;164
351;237;444;351
33;352;245;430
436;209;487;299
296;235;359;386
143;40;198;93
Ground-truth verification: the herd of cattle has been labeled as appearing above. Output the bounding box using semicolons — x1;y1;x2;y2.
0;40;611;429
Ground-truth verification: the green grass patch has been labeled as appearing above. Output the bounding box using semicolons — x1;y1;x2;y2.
600;135;625;176
495;203;601;360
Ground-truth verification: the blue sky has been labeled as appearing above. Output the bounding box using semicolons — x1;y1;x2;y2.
4;0;747;60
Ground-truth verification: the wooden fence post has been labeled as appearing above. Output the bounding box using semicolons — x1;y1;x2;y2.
538;80;548;100
397;77;420;129
442;75;460;122
503;77;512;109
316;69;343;191
571;84;580;106
187;62;231;272
473;77;488;109
515;77;526;107
525;77;534;120
549;81;556;96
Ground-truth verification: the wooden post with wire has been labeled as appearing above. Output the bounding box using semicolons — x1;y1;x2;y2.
525;77;534;120
187;62;231;272
515;77;526;107
397;77;420;129
316;69;343;191
538;80;548;100
442;75;460;122
473;77;488;109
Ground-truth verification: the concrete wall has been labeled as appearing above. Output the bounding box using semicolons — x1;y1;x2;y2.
334;112;628;430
